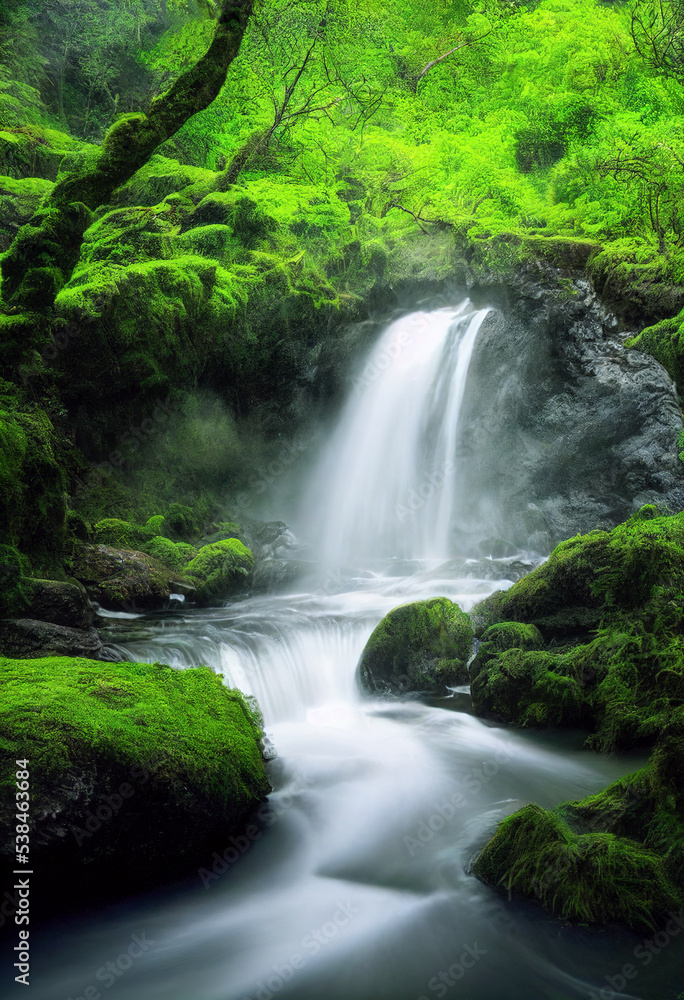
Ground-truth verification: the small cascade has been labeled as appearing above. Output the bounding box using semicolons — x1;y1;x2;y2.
304;302;491;567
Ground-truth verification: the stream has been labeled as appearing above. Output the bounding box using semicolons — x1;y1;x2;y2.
30;305;683;1000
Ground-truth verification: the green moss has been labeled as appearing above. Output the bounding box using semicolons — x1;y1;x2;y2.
0;656;270;902
588;240;684;327
474;722;684;930
0;174;53;252
469;509;684;750
186;538;254;602
473;802;679;931
0;655;266;796
145;514;165;534
627;308;684;390
0;404;67;565
113;154;215;208
143;535;197;573
358;596;474;695
0;544;32;617
163;503;200;540
93;518;157;549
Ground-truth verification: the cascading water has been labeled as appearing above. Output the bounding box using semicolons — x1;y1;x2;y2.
305;303;491;567
28;306;680;1000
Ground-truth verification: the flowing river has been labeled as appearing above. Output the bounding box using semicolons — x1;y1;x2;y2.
31;305;682;1000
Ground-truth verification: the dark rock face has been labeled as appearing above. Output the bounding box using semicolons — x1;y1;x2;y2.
0;619;104;658
452;278;684;554
358;597;474;696
25;578;93;628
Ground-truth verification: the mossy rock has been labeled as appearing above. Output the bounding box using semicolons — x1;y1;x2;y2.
0;544;32;618
162;503;200;541
473;726;684;930
472;508;684;642
0;128;91;182
469;509;684;748
113;154;215;208
185;539;254;603
0;656;270;915
70;542;186;611
627;307;684;391
358;597;474;696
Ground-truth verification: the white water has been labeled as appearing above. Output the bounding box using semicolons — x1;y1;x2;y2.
29;307;681;1000
305;303;491;567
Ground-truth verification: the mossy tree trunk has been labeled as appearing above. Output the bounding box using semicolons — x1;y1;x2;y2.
0;0;254;354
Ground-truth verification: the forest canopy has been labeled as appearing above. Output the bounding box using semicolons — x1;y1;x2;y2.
3;0;684;563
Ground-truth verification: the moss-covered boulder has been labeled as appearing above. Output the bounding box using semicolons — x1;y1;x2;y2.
469;508;684;749
0;657;270;915
473;719;684;930
186;538;254;603
70;542;185;611
358;597;474;696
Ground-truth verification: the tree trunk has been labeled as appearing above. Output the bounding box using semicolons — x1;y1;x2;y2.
1;0;254;328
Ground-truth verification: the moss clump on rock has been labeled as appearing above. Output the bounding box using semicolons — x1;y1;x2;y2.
93;517;158;549
358;596;474;696
0;656;270;913
470;508;684;748
186;538;254;603
143;535;197;572
473;720;684;930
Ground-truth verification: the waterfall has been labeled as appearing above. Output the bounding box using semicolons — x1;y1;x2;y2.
304;302;491;567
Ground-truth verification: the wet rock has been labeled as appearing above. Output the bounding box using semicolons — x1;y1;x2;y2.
252;558;303;594
71;543;178;611
0;619;104;658
25;578;93;628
